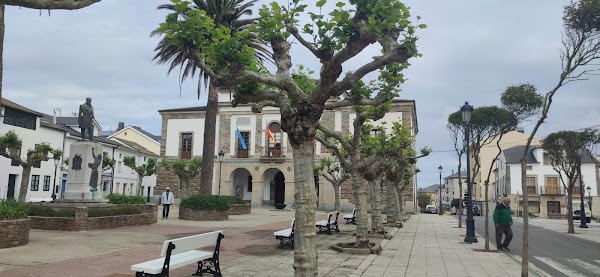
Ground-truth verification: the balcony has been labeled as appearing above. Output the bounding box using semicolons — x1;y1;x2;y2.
540;186;565;195
526;186;537;195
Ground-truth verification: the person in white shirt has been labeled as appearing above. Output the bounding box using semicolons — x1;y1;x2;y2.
161;187;175;219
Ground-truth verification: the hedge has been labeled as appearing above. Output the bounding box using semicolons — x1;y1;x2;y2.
0;199;28;220
27;205;76;217
221;196;245;205
180;195;230;211
106;194;146;204
88;206;141;217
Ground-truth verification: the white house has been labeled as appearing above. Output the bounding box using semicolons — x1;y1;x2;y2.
495;145;598;218
440;170;467;208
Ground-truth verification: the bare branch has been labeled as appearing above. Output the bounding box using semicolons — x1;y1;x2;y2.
0;0;101;9
285;23;324;59
317;123;352;152
231;89;290;113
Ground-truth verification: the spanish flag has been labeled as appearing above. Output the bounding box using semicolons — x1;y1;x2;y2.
268;128;277;145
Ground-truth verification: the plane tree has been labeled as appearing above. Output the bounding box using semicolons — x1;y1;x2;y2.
157;0;423;275
124;156;158;196
314;157;347;212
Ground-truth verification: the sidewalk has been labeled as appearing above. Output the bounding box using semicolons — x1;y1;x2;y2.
354;214;523;277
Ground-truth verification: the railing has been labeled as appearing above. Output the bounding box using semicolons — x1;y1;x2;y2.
526;186;537;195
540;186;565;195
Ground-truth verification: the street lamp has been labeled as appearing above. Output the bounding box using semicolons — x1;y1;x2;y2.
587;186;592;218
438;166;443;215
51;154;60;202
461;101;477;243
218;150;224;195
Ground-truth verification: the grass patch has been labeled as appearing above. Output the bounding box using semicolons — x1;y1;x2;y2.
180;195;231;211
106;194;146;204
0;199;28;220
26;205;76;217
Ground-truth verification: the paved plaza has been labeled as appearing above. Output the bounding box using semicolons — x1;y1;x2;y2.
0;208;541;277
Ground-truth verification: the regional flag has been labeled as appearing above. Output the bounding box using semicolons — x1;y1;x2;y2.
237;127;247;150
268;128;277;145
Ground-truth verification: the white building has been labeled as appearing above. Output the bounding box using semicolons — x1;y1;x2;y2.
495;145;598;218
440;170;467;208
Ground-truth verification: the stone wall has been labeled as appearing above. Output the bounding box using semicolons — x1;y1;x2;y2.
0;219;30;249
179;207;229;221
156;159;202;198
29;204;157;231
227;204;251;215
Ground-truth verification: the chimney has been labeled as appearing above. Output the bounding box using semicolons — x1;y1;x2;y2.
517;127;524;134
53;110;57;124
117;122;125;131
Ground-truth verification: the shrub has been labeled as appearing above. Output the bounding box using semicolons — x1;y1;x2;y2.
106;194;146;204
26;205;76;217
88;206;141;217
180;195;230;211
221;196;245;205
0;199;28;220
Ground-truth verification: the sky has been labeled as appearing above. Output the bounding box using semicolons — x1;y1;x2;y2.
3;0;599;188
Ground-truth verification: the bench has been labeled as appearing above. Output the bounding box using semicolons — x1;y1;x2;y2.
131;230;224;277
344;208;356;225
274;219;295;248
316;211;340;235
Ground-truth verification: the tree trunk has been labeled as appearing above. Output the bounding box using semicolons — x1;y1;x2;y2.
484;181;490;251
0;5;4;110
18;166;31;203
198;82;219;195
351;172;370;248
386;178;397;225
291;140;318;277
458;160;463;228
333;183;340;212
394;184;404;217
136;176;144;196
369;180;385;234
520;160;529;277
567;188;574;234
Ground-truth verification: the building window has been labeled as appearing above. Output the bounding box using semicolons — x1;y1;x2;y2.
11;159;20;166
144;157;147;162
118;161;122;172
545;176;559;194
31;175;40;191
247;175;253;192
103;181;109;192
267;122;282;158
33;161;41;168
543;153;551;165
43;176;51;191
237;131;250;158
181;133;193;159
3;107;37;130
526;166;533;171
526;176;536;194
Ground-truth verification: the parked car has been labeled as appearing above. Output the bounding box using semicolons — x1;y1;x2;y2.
425;205;437;214
450;207;457;215
573;201;591;223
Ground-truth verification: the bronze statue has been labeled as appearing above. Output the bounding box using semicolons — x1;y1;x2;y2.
78;97;95;141
88;148;102;192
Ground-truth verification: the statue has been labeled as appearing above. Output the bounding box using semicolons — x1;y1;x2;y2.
78;97;95;141
88;148;102;192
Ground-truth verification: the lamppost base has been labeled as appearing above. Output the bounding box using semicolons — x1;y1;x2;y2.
579;224;588;228
464;236;478;243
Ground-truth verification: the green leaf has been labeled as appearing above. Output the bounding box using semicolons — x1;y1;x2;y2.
316;0;326;8
336;2;345;7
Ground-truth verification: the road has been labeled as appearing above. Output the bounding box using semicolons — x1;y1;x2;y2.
454;214;600;277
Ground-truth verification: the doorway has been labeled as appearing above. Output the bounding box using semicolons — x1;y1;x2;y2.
274;171;285;204
7;174;17;199
547;201;561;214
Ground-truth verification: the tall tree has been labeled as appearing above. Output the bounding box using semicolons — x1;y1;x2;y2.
158;0;420;273
417;192;432;212
314;157;347;212
0;131;62;203
543;131;588;234
124;156;158;196
161;157;202;198
511;1;600;274
157;0;422;275
447;111;466;228
153;0;269;195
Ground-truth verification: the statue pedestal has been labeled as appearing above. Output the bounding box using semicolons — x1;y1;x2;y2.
63;141;103;200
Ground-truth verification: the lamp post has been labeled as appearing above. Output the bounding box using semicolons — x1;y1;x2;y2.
461;101;477;243
218;150;224;195
438;166;443;215
575;147;588;228
587;186;592;218
51;154;60;202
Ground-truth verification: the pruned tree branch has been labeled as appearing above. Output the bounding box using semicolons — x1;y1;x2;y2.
0;0;101;9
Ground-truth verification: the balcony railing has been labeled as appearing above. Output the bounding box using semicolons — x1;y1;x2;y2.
526;186;537;195
540;186;565;195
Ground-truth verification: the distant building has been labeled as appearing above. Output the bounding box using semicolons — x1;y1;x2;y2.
419;184;439;211
441;170;467;208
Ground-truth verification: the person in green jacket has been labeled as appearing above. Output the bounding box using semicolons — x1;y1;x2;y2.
493;197;513;252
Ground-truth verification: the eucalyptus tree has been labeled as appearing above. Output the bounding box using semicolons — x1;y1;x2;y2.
510;2;600;274
124;156;158;196
314;157;347;212
161;157;202;198
0;131;62;203
542;131;588;234
153;0;270;195
157;0;423;274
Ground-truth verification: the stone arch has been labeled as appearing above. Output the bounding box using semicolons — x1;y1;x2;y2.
228;168;253;201
262;168;288;205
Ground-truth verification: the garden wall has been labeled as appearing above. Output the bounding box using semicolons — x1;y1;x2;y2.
228;204;251;215
179;207;229;221
0;218;30;249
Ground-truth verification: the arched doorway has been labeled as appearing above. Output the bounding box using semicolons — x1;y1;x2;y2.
274;171;285;204
263;168;286;205
230;168;253;201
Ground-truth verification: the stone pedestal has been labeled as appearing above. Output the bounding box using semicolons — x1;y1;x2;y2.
63;141;103;200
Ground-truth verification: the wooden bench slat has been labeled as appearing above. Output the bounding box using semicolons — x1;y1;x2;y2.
274;228;293;237
160;230;223;257
131;250;213;274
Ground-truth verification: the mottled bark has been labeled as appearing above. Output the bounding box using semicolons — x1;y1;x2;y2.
352;173;369;248
136;177;143;196
292;140;318;277
333;183;340;212
567;188;575;234
398;189;404;216
18;166;32;203
386;178;397;225
199;83;219;194
0;0;100;10
369;180;385;234
484;181;490;250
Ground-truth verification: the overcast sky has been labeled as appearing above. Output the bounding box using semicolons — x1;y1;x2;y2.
4;0;599;188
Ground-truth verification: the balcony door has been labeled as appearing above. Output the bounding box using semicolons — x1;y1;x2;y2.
267;122;282;158
547;201;561;214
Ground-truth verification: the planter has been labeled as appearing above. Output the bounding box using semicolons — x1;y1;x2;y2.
228;204;251;215
0;218;30;249
179;207;229;221
330;242;382;255
274;203;287;210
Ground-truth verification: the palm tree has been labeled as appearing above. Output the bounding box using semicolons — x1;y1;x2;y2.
152;0;270;195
